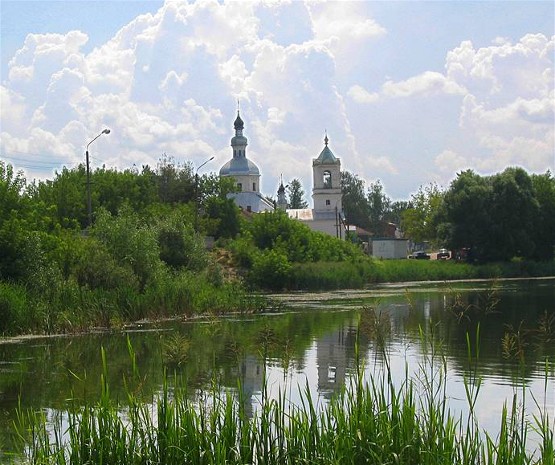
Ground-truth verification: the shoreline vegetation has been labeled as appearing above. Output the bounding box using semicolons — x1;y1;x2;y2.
1;160;554;337
1;252;554;338
9;331;554;465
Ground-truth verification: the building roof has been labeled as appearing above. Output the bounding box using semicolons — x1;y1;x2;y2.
314;134;338;164
219;157;260;176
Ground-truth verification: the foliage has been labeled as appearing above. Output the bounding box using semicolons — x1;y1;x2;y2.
367;179;392;236
531;171;555;260
437;168;552;262
341;171;370;229
402;183;444;244
205;196;241;239
156;153;195;203
91;206;163;290
14;335;553;465
286;178;308;209
156;206;208;271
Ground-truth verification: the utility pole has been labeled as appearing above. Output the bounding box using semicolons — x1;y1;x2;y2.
85;128;110;228
194;156;214;232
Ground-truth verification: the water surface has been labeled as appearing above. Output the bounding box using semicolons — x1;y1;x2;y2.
1;278;554;459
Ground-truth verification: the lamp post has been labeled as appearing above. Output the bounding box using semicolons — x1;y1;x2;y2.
194;156;214;232
85;128;110;228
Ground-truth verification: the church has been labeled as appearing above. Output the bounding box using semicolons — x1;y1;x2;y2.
219;110;346;239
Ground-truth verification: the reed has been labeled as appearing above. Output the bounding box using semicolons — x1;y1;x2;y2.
12;334;553;465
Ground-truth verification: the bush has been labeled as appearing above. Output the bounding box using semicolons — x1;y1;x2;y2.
249;249;291;291
0;283;28;334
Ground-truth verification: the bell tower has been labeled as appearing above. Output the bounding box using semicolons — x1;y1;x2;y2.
312;133;342;214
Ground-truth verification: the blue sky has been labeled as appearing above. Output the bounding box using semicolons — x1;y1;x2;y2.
1;0;553;201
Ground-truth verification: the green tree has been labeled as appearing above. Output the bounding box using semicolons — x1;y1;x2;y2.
531;171;555;260
0;162;30;280
91;206;163;290
485;167;539;261
341;171;370;230
436;170;491;258
367;180;391;236
156;154;195;203
402;183;443;244
287;178;308;209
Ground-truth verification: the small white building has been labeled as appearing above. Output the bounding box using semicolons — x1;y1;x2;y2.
372;238;409;259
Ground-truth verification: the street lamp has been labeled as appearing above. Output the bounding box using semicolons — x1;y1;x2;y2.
85;128;110;227
194;156;214;232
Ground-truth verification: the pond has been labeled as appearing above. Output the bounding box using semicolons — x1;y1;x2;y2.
0;278;554;460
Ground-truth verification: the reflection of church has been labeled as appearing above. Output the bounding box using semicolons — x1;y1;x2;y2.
219;111;346;239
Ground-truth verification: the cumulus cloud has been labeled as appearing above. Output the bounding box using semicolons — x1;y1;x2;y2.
434;149;469;175
0;0;552;201
347;85;379;104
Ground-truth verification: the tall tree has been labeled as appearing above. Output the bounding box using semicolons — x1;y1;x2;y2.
436;170;491;258
367;180;391;236
486;167;539;261
341;171;370;230
531;171;555;260
402;183;443;244
156;154;195;204
287;178;308;209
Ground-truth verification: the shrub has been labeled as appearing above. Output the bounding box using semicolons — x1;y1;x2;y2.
0;283;28;334
249;249;291;291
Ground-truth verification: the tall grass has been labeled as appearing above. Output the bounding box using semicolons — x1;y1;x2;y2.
11;333;553;465
0;270;267;336
287;259;555;291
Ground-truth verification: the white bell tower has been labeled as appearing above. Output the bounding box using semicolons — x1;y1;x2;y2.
312;133;342;214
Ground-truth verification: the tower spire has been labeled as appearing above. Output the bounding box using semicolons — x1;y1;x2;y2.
324;130;329;147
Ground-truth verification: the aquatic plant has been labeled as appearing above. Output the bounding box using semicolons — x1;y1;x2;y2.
11;333;553;465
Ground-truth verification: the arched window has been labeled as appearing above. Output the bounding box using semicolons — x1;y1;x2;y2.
323;170;332;188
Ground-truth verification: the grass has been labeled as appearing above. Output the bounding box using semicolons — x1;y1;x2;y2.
0;270;268;336
10;329;553;465
287;258;555;290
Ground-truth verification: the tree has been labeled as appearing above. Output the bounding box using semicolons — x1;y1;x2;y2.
402;183;443;244
367;180;391;236
341;171;370;230
0;162;30;280
436;170;491;258
486;167;539;261
156;154;195;204
531;171;555;260
287;178;308;209
436;168;542;262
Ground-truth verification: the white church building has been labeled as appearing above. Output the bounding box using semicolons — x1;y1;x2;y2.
219;111;274;213
219;111;346;239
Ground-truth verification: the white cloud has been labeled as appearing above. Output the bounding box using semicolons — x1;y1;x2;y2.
382;71;466;98
347;85;379;104
434;149;469;175
0;1;552;199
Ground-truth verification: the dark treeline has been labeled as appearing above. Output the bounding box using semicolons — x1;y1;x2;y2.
341;167;555;262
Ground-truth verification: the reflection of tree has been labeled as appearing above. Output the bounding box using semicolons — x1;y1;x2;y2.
1;281;553;456
400;283;555;383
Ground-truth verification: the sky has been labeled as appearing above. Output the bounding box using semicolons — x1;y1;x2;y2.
1;0;554;202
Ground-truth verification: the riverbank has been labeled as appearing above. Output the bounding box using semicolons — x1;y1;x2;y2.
286;257;555;290
1;256;554;338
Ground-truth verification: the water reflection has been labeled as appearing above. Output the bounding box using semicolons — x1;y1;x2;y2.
0;278;554;458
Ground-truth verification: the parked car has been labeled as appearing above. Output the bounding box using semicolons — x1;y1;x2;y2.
408;251;430;260
437;248;450;260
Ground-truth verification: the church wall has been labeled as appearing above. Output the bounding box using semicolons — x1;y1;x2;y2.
232;173;260;192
